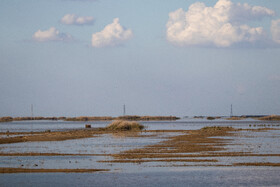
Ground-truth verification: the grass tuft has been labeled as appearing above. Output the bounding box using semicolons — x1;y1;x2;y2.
105;120;144;131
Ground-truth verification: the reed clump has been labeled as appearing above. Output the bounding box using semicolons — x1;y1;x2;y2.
105;120;144;131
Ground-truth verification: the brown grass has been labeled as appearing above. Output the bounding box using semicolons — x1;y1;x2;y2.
116;115;179;121
0;168;109;173
65;116;114;121
0;129;104;144
226;116;245;120
105;120;144;131
0;116;13;122
0;152;111;156
0;115;180;122
207;117;215;120
258;115;280;121
110;126;236;161
233;162;280;167
99;158;218;163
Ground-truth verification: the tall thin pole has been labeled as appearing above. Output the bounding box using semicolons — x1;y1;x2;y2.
123;104;126;116
230;104;233;117
31;104;33;120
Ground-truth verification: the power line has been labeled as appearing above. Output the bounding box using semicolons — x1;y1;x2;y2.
31;104;33;120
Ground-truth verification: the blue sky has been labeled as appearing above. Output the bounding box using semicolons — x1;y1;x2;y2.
0;0;280;117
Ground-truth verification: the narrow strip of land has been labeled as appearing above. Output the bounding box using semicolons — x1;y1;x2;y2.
0;168;109;173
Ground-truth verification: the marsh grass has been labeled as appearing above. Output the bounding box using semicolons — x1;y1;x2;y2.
105;120;144;131
258;115;280;121
201;126;234;131
226;116;245;120
0;117;13;122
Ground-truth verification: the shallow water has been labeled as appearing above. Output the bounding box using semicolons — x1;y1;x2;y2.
1;119;280;186
1;167;280;187
1;118;280;132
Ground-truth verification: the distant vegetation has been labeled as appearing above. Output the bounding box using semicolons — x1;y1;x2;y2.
0;117;13;122
0;115;179;123
65;116;114;121
206;117;215;120
202;126;234;131
258;115;280;121
226;116;246;120
193;116;204;119
116;115;179;121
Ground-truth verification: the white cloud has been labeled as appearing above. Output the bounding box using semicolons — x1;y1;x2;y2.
61;14;94;25
91;18;132;47
33;27;72;42
166;0;275;47
271;19;280;44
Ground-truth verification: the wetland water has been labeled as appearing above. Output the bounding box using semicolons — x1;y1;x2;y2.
0;119;280;186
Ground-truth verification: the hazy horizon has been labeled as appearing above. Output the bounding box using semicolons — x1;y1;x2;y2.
1;0;280;117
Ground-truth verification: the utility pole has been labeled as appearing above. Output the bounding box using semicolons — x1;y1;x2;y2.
230;104;233;117
123;104;126;116
31;104;34;120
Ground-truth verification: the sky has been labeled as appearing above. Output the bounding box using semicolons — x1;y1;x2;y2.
0;0;280;117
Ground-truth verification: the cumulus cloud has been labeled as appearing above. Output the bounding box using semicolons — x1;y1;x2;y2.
271;19;280;44
33;27;72;42
61;14;94;25
91;18;132;47
166;0;275;47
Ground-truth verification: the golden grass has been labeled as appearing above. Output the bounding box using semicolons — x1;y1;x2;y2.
105;120;144;131
111;126;236;161
226;116;246;120
0;129;104;144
